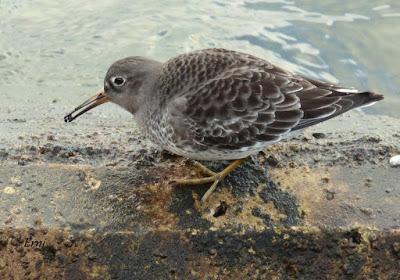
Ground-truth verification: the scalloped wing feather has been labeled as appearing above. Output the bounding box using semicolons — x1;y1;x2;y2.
161;48;382;152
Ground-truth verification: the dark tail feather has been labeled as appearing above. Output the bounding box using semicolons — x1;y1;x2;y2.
356;91;384;107
293;91;384;131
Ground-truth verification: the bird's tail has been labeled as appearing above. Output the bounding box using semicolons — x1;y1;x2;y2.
292;90;384;131
356;91;384;108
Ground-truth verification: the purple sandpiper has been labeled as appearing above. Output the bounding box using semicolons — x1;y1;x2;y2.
65;48;384;202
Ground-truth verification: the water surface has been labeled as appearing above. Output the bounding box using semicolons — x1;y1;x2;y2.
1;0;399;117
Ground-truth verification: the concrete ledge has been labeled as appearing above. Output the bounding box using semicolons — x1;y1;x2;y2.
0;107;399;279
1;227;400;279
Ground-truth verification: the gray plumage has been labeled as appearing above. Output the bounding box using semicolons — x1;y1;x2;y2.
103;48;383;160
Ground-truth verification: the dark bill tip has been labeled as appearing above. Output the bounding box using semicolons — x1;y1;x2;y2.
64;90;109;123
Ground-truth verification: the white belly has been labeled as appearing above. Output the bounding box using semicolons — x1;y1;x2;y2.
163;141;273;160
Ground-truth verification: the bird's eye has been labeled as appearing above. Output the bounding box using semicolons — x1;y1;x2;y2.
111;76;126;86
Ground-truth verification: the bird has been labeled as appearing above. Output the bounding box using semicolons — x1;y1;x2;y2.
64;48;384;202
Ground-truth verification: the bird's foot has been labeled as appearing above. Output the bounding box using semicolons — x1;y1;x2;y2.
188;160;217;177
171;158;247;203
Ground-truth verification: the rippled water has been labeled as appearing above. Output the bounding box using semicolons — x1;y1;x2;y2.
1;0;399;117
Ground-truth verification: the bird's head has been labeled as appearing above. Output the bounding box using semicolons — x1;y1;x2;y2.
64;56;161;122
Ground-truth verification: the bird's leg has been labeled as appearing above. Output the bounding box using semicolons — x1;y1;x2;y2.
191;161;216;176
172;158;247;202
200;158;247;202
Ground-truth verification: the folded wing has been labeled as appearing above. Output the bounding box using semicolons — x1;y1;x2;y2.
163;49;383;151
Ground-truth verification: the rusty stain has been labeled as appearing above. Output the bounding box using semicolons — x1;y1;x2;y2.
86;176;102;191
269;166;349;226
2;186;16;195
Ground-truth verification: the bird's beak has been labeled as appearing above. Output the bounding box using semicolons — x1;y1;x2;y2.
64;89;109;122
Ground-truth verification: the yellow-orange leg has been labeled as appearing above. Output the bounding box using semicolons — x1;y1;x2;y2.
172;158;248;203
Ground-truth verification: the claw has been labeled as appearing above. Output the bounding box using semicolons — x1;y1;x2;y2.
171;158;247;202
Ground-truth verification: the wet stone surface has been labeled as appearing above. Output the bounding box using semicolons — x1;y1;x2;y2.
0;106;400;279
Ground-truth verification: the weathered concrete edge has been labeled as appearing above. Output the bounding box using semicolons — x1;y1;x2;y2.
1;226;400;279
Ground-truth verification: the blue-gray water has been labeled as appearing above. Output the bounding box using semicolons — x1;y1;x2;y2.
1;0;399;117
